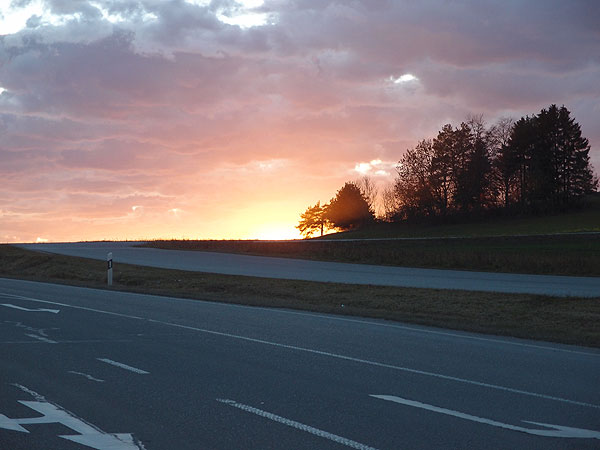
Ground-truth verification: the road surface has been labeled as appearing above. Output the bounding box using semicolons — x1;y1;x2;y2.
0;278;599;449
18;242;600;297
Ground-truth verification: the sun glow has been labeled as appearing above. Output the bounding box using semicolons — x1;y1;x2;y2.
252;225;301;241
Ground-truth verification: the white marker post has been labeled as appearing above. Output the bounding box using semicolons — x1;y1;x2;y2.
107;252;113;286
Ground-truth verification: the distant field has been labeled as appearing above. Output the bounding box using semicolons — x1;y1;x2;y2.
142;197;600;276
327;194;600;239
142;233;600;276
2;245;599;347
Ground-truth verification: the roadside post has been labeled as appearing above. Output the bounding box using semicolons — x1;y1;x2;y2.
107;252;113;286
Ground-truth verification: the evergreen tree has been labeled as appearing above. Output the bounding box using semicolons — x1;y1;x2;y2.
505;105;597;212
325;182;374;230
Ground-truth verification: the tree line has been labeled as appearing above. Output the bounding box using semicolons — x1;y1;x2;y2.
297;105;598;237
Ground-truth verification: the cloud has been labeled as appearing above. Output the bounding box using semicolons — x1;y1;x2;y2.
1;0;598;242
353;159;396;178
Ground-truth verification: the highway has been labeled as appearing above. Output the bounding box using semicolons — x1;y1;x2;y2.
1;278;599;449
18;242;600;297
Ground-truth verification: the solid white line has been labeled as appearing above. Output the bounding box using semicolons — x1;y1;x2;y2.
371;395;600;439
4;293;599;409
217;399;379;450
0;339;132;345
1;303;59;313
25;334;57;344
97;358;149;375
259;309;600;357
4;288;597;357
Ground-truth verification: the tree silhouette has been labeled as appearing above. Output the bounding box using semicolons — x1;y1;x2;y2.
394;139;437;219
489;117;516;208
391;105;596;220
504;105;597;211
454;117;494;212
300;104;597;235
325;182;374;231
296;201;328;238
356;176;378;215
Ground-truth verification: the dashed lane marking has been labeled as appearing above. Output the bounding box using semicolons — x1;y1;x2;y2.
4;293;599;410
24;334;57;344
97;358;149;375
217;398;379;450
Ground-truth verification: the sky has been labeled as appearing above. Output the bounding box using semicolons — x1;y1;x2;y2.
1;0;599;242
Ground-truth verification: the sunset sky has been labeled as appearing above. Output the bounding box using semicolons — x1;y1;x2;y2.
1;0;599;242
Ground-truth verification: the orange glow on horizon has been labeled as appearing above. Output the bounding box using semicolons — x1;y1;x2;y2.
249;224;303;241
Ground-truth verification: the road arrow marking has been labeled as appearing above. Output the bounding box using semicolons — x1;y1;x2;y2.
0;400;142;450
371;394;600;439
1;304;60;314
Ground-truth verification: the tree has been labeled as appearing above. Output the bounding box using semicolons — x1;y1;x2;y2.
502;105;597;212
454;118;494;212
553;105;597;205
356;176;379;216
394;139;437;219
502;115;536;209
296;201;328;238
380;182;399;222
489;117;516;208
325;182;374;231
431;124;456;215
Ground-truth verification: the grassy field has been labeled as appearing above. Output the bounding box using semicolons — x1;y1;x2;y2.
142;233;600;277
326;193;600;239
141;196;600;276
1;245;599;348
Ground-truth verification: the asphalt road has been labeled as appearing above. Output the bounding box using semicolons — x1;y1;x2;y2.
1;278;599;449
19;242;600;297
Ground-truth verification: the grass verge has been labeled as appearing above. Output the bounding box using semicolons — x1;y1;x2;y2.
2;244;599;348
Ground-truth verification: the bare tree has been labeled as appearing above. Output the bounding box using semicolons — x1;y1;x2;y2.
380;182;399;221
356;176;378;216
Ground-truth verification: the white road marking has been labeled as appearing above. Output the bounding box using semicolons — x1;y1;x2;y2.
2;385;143;449
217;398;379;450
5;293;599;409
371;395;600;439
6;289;599;357
97;358;149;374
68;371;105;382
1;303;59;313
13;383;46;401
262;309;600;357
5;320;57;337
4;289;598;357
0;339;133;345
25;333;57;344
